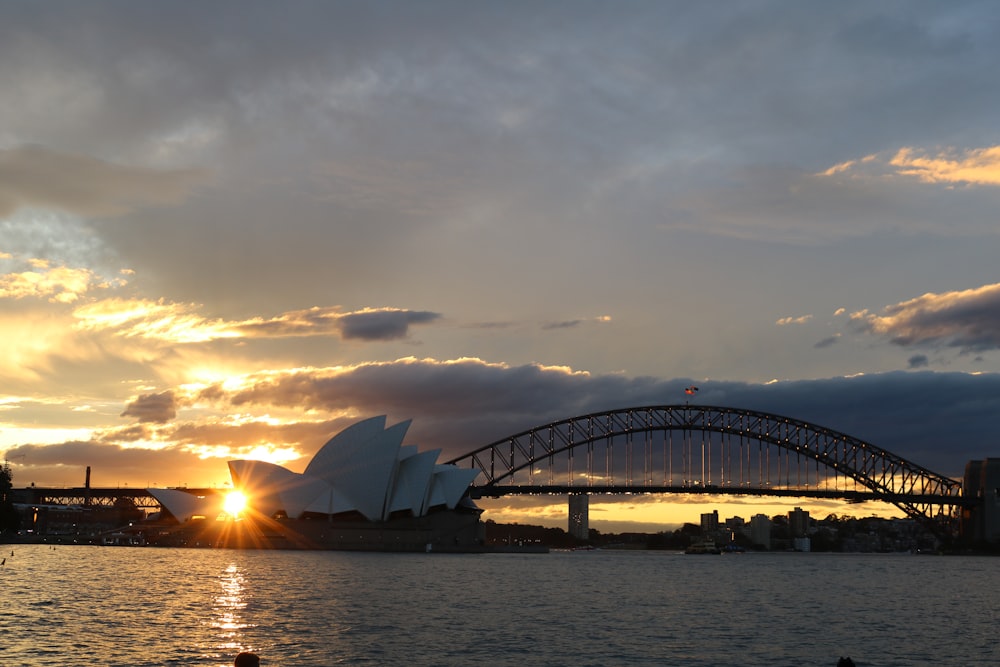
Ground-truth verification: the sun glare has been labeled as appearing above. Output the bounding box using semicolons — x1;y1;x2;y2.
223;491;247;517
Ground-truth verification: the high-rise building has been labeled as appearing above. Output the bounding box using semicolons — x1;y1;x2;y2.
700;509;719;533
789;506;810;538
750;513;772;550
568;493;589;540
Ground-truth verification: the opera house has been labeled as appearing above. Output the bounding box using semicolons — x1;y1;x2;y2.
147;416;485;551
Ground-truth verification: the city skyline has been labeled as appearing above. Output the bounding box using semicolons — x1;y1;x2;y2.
3;2;1000;532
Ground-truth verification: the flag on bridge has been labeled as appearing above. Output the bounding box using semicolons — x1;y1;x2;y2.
684;385;699;395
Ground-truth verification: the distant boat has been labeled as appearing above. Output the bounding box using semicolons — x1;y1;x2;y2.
684;540;721;555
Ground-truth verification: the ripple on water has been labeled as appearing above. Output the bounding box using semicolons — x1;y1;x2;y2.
2;547;999;666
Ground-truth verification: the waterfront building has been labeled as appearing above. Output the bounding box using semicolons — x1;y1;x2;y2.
146;416;484;551
700;509;719;533
789;506;810;538
750;513;771;550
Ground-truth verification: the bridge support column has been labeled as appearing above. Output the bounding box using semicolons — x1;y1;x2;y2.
568;493;589;541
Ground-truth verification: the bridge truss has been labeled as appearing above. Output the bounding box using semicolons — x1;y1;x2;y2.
446;405;968;535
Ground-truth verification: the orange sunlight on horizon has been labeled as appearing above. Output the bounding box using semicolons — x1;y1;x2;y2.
475;495;907;533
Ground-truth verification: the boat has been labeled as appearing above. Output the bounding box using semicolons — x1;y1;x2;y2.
684;540;721;554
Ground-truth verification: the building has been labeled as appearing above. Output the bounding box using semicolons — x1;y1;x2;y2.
724;515;745;532
568;493;589;540
147;416;484;551
750;513;772;550
700;509;719;533
963;458;1000;545
789;507;810;538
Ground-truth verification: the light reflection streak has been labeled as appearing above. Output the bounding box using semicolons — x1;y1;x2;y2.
211;563;256;655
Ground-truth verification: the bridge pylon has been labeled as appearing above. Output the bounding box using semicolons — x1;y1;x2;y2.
568;493;589;541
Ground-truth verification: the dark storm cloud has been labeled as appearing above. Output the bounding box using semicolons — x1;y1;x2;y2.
908;355;930;369
120;390;176;424
10;364;1000;486
854;282;1000;354
194;359;1000;477
0;146;207;218
338;309;441;341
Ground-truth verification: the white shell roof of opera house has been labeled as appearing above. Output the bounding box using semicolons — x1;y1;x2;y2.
148;416;479;523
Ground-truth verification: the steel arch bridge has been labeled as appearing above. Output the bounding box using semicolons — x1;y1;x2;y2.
445;404;969;535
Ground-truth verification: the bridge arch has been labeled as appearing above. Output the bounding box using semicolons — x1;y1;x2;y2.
446;404;966;532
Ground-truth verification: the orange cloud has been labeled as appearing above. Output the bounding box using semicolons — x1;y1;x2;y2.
0;264;110;303
818;144;1000;187
776;314;813;326
72;300;440;344
889;145;1000;186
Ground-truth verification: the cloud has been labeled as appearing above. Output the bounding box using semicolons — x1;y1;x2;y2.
183;358;1000;479
0;262;104;303
542;320;584;330
818;144;1000;188
10;365;1000;488
853;282;1000;353
813;335;840;349
120;390;177;424
541;316;612;330
337;308;441;341
0;145;208;218
908;354;930;369
71;300;442;344
890;145;1000;186
777;315;813;326
1;440;235;489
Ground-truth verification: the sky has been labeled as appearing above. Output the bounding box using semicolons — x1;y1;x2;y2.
3;1;1000;532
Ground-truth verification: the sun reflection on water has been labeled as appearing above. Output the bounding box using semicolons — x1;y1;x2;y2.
211;563;257;655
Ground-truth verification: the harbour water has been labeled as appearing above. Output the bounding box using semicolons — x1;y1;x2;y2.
1;545;997;666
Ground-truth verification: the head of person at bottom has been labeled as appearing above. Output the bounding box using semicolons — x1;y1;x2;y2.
234;652;260;667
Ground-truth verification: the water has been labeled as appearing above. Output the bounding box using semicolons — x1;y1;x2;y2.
1;545;997;666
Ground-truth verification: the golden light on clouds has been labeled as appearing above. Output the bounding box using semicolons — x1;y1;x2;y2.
853;282;1000;348
817;153;879;177
819;144;1000;187
72;297;239;343
67;295;438;345
0;263;101;303
890;145;1000;186
0;307;102;381
776;314;813;326
184;442;302;466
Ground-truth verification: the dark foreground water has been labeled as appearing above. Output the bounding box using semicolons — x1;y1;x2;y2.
0;544;996;666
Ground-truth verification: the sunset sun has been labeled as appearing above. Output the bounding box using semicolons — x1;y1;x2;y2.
223;491;247;517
